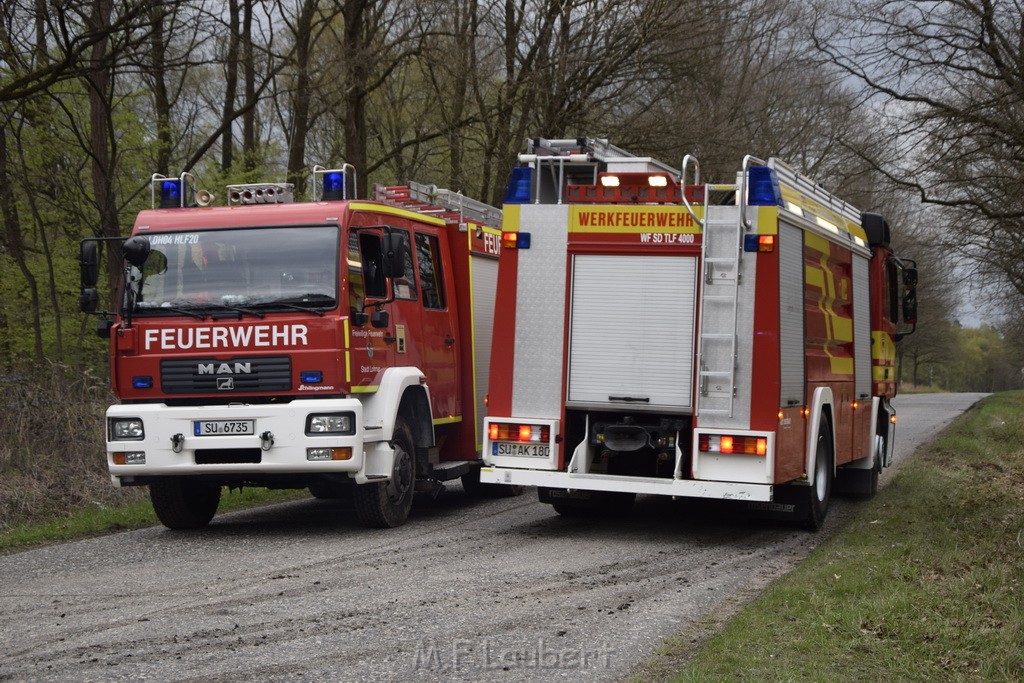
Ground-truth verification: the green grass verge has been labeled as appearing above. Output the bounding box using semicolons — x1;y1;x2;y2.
652;392;1024;681
0;488;310;554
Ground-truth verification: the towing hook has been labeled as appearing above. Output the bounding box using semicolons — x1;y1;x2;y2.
171;433;184;453
260;431;275;451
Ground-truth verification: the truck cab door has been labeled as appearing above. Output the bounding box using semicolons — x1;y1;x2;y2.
409;230;460;421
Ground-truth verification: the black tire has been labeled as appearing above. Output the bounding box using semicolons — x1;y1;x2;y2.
149;478;221;530
353;419;416;528
460;467;524;498
804;417;834;531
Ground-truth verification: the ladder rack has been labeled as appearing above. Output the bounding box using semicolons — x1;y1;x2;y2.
374;181;502;228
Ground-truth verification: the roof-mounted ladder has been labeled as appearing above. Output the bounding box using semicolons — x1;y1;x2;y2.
374;180;502;228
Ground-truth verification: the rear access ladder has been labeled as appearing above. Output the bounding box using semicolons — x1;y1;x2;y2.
684;155;747;420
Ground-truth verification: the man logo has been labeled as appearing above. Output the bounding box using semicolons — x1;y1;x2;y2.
198;362;252;375
217;377;234;391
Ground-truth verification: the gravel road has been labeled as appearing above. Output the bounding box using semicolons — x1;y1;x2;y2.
0;393;986;682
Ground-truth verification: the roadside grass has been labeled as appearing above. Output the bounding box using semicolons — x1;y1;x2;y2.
0;366;309;554
649;392;1024;681
0;488;310;554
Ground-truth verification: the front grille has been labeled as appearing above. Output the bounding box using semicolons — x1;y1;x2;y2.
161;356;291;394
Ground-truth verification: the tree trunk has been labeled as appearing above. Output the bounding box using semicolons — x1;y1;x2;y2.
0;126;45;363
285;0;317;195
221;0;241;171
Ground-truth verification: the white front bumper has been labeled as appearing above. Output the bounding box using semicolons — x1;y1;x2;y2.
106;399;384;483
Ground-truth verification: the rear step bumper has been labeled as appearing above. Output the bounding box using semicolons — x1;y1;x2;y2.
479;467;772;501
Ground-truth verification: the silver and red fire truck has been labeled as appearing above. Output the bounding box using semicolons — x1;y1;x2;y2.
479;138;917;529
80;169;504;529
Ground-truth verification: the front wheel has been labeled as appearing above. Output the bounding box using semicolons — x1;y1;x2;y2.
353;419;416;528
149;478;221;530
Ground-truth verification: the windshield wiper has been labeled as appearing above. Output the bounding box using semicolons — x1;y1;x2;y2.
201;303;266;319
136;305;207;320
255;302;326;317
251;294;334;316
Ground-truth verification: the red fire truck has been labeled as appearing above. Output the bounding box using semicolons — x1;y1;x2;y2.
80;169;504;529
479;138;917;529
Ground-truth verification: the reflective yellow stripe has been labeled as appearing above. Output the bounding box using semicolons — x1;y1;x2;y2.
432;416;462;426
348;202;446;226
344;319;351;383
350;385;379;394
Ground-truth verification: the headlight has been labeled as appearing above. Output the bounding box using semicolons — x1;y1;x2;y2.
110;418;144;440
305;412;355;435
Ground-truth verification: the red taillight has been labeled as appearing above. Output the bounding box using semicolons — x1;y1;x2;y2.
699;434;768;457
489;422;551;443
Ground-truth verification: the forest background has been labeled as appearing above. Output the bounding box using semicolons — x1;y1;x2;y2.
2;0;1024;402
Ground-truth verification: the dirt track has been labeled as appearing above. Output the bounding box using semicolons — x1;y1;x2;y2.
0;393;985;682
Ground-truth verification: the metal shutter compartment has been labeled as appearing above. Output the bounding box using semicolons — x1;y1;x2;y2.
778;223;805;405
567;255;697;411
852;254;871;397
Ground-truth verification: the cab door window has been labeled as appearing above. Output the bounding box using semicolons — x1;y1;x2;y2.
415;233;446;310
390;229;417;300
355;231;387;299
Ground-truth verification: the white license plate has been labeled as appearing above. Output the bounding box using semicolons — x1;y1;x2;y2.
193;419;255;436
492;442;550;458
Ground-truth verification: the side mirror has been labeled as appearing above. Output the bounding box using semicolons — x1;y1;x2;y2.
370;309;389;329
903;267;918;288
350;309;368;327
380;232;406;279
902;289;918;326
97;318;113;339
79;288;99;314
80;241;99;288
122;236;151;269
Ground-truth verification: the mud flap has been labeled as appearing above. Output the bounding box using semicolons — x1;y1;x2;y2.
746;485;810;522
538;487;599;505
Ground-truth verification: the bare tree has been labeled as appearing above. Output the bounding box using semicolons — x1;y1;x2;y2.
814;0;1024;314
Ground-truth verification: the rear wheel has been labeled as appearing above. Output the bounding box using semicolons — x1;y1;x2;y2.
150;478;221;530
805;418;834;530
353;419;416;528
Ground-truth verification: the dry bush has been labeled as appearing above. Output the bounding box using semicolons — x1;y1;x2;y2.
0;365;146;530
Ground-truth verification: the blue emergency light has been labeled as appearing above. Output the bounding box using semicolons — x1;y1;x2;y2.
747;166;782;206
301;370;323;384
132;376;153;389
322;172;346;201
503;166;533;204
159;179;183;208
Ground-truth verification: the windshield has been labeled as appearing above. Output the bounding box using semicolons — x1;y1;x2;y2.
132;226;339;313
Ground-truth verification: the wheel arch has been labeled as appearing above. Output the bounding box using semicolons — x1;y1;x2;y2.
806;387;835;486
